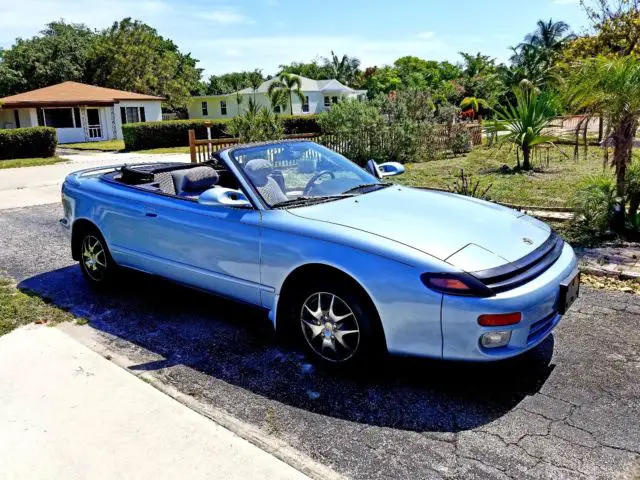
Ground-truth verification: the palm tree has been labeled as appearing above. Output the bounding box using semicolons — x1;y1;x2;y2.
325;51;361;85
458;52;495;77
266;87;288;114
248;69;263;104
267;73;305;115
521;19;575;51
484;87;558;170
460;97;489;119
564;56;640;198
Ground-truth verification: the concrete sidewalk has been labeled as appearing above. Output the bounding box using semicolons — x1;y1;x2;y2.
0;151;189;210
0;326;309;480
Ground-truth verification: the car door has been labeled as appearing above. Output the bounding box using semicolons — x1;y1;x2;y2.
130;192;263;306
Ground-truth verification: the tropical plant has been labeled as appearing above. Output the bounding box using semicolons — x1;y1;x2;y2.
324;51;361;85
317;99;383;134
521;19;575;51
484;87;559;170
248;69;263;103
564;56;640;198
226;106;283;143
570;175;617;236
267;73;305;115
460;97;489;119
448;169;492;199
266;87;288;113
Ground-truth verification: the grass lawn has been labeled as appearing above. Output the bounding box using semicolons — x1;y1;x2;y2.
63;140;125;151
0;279;75;337
394;145;610;208
0;156;67;169
137;146;190;154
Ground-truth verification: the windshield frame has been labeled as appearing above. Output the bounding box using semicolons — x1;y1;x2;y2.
226;140;382;210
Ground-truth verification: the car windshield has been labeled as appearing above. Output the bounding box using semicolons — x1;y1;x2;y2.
230;141;384;208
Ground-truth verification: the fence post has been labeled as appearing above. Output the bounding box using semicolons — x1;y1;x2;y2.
204;121;212;158
188;129;197;163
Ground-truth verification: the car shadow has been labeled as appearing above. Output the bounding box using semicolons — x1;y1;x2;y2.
19;266;555;433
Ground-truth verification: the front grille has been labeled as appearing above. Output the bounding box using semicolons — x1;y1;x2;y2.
527;311;557;344
471;232;564;293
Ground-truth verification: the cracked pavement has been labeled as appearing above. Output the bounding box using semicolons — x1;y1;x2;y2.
1;203;639;479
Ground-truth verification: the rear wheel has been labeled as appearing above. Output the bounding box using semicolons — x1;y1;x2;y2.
78;228;117;288
289;277;384;370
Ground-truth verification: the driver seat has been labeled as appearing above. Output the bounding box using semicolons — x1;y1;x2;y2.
244;159;288;205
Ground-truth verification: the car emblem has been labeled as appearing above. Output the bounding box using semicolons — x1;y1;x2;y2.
522;237;534;245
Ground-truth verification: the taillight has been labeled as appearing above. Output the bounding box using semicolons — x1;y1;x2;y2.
478;312;522;326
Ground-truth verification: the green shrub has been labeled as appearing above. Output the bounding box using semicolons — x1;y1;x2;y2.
0;127;57;160
122;115;320;150
450;127;472;155
226;108;284;143
570;175;617;235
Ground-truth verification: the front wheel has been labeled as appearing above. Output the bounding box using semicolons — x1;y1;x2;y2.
292;279;384;369
78;229;117;288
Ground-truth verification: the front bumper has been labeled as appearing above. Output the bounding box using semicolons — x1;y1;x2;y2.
441;242;578;361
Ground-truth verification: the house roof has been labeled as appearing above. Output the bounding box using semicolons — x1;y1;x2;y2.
0;81;164;108
192;75;360;99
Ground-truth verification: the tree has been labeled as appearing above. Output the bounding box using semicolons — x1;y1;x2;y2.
277;60;332;79
521;19;575;51
205;70;264;95
226;106;283;142
564;56;640;198
248;70;263;103
323;51;361;85
86;18;202;111
267;87;288;113
484;88;559;170
362;66;402;97
267;73;305;115
0;21;94;96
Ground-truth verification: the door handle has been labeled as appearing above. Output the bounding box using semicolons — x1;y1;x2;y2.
145;208;158;218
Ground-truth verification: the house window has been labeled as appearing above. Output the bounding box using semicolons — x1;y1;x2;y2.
44;108;75;128
120;106;147;125
302;96;309;113
13;110;20;129
220;100;227;116
201;101;208;116
274;105;281;113
324;96;330;107
332;96;338;104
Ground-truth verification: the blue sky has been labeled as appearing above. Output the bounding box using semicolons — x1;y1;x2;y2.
0;0;589;78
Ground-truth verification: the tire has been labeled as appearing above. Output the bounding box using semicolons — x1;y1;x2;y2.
288;277;384;370
78;227;117;288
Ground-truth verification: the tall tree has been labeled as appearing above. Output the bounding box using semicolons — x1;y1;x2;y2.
323;51;361;85
86;18;202;110
0;21;94;96
248;70;263;103
277;60;332;79
565;56;640;197
267;73;305;115
521;19;575;51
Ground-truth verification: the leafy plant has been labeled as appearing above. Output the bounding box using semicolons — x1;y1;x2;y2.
226;107;283;143
267;73;305;115
570;175;617;236
484;87;559;170
459;97;489;118
448;169;492;199
0;127;57;160
450;127;472;155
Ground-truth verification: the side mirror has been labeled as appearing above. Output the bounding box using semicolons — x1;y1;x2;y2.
366;159;405;178
378;161;405;177
199;187;252;208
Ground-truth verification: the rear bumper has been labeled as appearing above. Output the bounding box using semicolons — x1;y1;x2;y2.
440;242;578;361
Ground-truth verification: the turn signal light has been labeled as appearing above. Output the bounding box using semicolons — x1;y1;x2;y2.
478;312;522;326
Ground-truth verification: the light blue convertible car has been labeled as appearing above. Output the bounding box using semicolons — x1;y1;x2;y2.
60;140;580;368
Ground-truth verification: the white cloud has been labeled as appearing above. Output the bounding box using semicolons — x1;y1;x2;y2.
415;31;434;39
200;10;253;25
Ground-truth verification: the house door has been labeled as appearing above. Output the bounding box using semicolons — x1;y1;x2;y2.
87;109;103;140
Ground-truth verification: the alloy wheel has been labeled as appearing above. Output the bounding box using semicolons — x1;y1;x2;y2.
81;235;107;282
300;292;360;362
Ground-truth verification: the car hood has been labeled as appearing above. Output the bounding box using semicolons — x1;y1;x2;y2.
289;186;551;271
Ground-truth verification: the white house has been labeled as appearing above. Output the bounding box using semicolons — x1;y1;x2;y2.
0;81;163;143
187;76;366;120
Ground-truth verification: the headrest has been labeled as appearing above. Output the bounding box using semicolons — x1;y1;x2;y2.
244;159;272;186
177;166;219;193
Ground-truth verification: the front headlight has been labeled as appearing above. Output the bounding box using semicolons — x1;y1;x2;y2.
420;273;495;297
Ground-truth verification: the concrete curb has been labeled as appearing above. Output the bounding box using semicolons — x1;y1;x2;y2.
579;265;640;281
58;324;346;480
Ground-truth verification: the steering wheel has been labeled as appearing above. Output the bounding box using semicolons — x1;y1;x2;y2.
303;170;335;196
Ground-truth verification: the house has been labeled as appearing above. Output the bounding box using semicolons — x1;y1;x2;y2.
0;81;163;143
187;76;366;120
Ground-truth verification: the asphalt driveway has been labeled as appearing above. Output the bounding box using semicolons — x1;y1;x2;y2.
0;203;638;479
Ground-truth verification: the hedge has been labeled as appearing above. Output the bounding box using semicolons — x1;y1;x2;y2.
0;127;57;160
122;115;321;150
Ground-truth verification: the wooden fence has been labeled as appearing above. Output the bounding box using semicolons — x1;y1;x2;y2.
188;123;483;164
